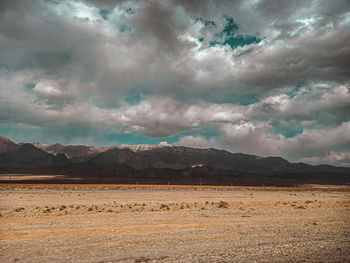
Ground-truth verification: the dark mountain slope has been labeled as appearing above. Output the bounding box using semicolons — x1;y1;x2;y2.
0;136;20;153
0;137;349;185
0;143;70;170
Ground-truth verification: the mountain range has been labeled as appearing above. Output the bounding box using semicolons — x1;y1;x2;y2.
0;136;349;186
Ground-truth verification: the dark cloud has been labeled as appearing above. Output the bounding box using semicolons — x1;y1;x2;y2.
0;0;350;166
0;0;105;82
229;23;350;92
170;0;210;15
82;0;126;7
131;0;194;53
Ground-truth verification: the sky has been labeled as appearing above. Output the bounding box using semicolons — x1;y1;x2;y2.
0;0;349;167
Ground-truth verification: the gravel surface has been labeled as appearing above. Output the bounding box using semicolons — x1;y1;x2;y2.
0;187;349;262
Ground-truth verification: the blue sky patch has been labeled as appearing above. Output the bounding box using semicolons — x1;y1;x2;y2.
104;127;218;146
272;126;303;138
124;88;149;105
195;18;216;27
223;35;260;49
103;133;180;145
222;17;238;36
99;9;109;20
209;16;261;49
206;92;259;105
24;83;36;90
283;129;303;138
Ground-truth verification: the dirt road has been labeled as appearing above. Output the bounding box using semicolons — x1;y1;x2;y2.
0;185;349;262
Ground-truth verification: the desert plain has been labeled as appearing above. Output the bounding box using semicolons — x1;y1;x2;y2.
0;184;349;263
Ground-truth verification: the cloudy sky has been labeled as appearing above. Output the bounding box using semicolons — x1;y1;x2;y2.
0;0;350;166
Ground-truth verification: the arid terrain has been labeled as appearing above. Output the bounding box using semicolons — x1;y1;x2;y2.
0;184;349;262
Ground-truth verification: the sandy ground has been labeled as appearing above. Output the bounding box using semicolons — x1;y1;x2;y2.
0;185;349;262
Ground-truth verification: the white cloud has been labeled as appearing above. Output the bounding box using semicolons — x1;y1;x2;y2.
211;121;350;165
300;151;350;167
285;122;350;159
158;141;171;147
1;0;350;166
177;135;210;148
120;96;247;136
216;121;286;156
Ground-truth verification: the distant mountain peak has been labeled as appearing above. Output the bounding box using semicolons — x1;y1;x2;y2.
0;136;14;142
117;142;172;152
0;136;20;153
52;143;63;147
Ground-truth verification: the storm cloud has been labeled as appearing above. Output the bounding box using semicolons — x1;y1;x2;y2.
0;0;349;166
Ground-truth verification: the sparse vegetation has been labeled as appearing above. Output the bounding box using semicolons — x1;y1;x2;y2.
1;183;349;192
14;207;24;212
217;201;229;208
160;204;170;210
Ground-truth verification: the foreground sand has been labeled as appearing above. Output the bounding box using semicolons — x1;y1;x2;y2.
0;184;349;262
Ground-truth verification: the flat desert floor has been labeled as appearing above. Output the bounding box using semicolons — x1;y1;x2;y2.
0;184;349;263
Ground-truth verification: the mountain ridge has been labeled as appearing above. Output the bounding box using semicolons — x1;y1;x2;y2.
0;137;349;185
